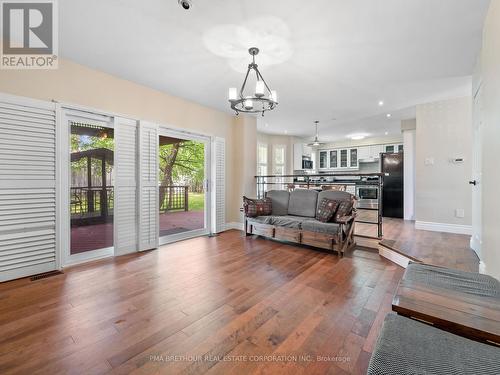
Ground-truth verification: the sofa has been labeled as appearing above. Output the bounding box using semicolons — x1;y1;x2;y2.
244;189;357;256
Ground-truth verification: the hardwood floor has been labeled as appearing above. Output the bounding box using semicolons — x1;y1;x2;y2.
356;218;479;272
0;230;404;375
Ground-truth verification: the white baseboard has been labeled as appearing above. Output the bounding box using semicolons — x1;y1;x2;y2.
225;222;244;231
415;221;472;235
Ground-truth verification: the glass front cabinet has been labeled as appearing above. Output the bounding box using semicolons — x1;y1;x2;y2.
318;147;359;170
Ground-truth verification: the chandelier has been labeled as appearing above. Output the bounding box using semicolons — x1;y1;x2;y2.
228;47;278;116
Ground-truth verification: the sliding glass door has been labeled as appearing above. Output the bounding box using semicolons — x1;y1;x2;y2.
68;120;114;260
158;130;210;244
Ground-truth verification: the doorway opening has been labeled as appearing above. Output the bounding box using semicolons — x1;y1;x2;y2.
158;133;209;242
70;123;114;255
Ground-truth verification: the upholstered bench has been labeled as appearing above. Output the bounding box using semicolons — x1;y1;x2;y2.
392;262;500;345
368;313;500;375
404;262;500;298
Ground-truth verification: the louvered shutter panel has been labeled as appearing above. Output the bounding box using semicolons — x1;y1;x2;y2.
114;117;138;255
138;121;159;251
213;137;226;233
0;95;58;282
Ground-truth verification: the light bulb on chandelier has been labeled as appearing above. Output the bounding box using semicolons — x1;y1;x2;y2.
228;47;278;116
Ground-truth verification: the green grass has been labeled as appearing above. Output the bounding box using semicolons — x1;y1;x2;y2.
188;193;205;211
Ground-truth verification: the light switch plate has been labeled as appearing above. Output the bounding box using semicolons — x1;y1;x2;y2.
424;158;434;166
455;208;465;218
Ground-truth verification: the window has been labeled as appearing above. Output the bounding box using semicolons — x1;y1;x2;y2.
273;145;286;175
273;145;286;189
257;143;268;176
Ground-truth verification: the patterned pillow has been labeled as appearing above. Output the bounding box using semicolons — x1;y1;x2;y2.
333;200;353;223
316;198;339;223
243;196;272;217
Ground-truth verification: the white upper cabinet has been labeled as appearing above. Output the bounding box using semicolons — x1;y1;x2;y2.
358;146;371;161
293;143;314;170
317;147;358;170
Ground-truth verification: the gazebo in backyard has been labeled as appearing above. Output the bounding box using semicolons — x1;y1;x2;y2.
70;148;114;226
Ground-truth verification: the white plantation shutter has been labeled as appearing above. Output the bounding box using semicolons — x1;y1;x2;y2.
0;94;58;282
138;121;159;251
114;117;138;255
212;137;226;233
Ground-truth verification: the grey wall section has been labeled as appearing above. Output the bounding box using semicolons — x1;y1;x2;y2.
416;97;472;226
478;1;500;279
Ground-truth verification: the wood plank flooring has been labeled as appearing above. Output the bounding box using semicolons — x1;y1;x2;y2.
356;218;479;272
0;230;404;375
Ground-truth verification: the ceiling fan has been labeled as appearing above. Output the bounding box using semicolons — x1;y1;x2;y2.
307;120;326;147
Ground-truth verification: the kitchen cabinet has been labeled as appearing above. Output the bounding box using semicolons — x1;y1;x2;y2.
319;150;328;169
358;145;384;162
293;143;314;170
383;144;404;153
318;147;358;170
370;144;384;158
350;149;358;167
329;150;338;169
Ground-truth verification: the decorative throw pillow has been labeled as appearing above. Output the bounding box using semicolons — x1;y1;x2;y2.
333;200;353;223
243;196;272;217
316;198;339;223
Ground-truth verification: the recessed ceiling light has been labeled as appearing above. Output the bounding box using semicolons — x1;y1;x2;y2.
385;131;389;135
350;134;367;140
386;113;392;118
378;100;384;106
284;130;288;134
265;123;269;127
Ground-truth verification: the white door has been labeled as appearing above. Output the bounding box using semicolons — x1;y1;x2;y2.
114;117;138;255
158;127;211;244
0;93;59;282
138;121;159;251
471;85;483;258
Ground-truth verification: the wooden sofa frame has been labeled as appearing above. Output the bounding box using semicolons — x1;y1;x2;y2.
244;213;357;257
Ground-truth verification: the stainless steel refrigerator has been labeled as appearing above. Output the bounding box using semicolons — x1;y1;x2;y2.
381;153;404;218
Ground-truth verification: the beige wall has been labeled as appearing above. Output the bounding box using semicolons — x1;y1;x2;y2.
0;58;256;223
256;132;294;175
232;117;257;223
478;1;500;279
415;97;472;227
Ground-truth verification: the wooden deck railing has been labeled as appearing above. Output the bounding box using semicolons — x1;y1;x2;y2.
159;185;188;212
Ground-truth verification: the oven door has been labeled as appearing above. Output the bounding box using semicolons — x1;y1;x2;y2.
357;187;378;200
356;186;379;209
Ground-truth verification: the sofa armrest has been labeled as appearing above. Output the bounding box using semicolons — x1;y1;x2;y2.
336;212;356;224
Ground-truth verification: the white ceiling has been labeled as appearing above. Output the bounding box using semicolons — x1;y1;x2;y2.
59;0;490;142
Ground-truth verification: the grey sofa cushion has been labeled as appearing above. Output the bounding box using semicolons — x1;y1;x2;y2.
405;262;500;298
246;216;273;225
301;219;340;235
316;190;353;213
269;215;303;229
266;190;290;216
288;189;318;217
368;314;500;375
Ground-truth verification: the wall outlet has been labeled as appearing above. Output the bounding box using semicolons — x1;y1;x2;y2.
455;208;465;218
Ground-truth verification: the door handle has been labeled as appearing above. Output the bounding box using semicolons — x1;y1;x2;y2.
469;180;477;186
